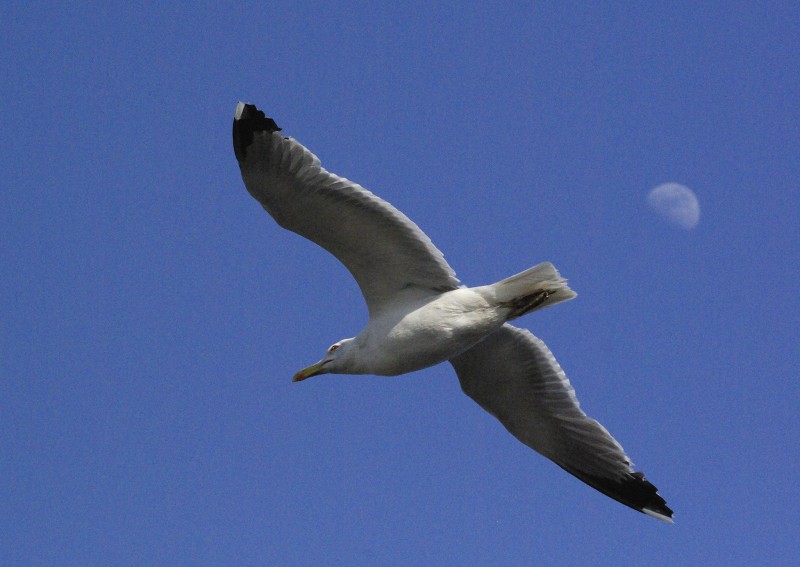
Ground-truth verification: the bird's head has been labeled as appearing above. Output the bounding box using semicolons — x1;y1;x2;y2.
292;338;356;382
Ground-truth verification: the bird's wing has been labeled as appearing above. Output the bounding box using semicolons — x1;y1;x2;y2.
233;103;459;314
450;324;673;522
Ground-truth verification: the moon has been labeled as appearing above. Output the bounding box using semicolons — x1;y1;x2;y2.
647;183;700;230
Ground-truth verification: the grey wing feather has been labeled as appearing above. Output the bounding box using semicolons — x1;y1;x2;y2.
450;324;673;522
233;103;459;314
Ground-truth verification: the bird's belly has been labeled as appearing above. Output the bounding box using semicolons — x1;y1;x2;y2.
366;297;503;376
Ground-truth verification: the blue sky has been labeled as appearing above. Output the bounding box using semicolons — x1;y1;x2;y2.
2;2;798;565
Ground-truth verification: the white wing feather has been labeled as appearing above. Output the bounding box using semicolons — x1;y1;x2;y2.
234;106;459;314
450;324;673;521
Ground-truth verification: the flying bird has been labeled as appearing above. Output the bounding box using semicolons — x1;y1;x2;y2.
233;102;673;522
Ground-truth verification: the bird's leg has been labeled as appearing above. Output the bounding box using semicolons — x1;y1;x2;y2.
503;289;555;320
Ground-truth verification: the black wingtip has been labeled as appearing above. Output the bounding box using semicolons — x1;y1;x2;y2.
587;470;673;522
627;471;674;522
233;102;281;161
558;464;673;522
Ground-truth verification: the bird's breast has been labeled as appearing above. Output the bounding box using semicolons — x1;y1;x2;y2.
361;289;504;376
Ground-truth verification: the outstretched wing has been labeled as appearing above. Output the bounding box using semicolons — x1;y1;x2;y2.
233;103;459;314
450;324;673;522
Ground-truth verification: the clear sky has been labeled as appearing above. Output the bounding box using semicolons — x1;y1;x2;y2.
2;2;799;565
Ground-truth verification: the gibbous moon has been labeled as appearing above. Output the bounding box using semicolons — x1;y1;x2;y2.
647;183;700;230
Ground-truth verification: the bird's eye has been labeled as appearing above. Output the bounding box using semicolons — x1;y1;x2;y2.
328;343;340;353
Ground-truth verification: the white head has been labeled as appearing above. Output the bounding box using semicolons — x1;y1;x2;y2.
292;338;357;382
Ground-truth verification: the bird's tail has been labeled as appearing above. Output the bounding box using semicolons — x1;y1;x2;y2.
491;262;576;320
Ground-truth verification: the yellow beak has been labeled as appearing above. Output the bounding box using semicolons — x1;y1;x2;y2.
292;360;328;382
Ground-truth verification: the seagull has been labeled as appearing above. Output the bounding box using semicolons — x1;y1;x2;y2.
233;102;673;523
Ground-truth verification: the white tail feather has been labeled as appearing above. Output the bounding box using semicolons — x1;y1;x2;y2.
490;262;576;318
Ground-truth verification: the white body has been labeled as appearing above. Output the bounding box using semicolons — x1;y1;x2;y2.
354;287;505;376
